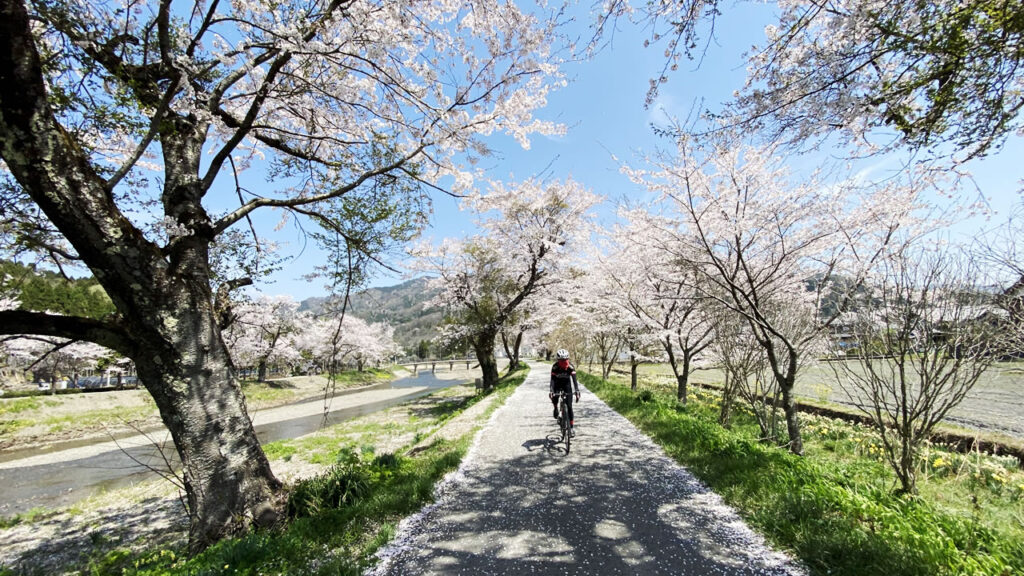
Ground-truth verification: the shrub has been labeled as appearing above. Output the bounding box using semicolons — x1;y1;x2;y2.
287;455;370;518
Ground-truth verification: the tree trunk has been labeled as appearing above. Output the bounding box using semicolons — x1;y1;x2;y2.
718;371;735;427
664;337;684;403
600;336;618;380
0;1;275;551
779;379;803;455
898;442;916;494
136;310;282;552
500;330;521;371
763;338;803;455
630;358;639;391
511;330;523;370
257;360;268;383
664;339;693;404
473;329;500;390
675;350;692;403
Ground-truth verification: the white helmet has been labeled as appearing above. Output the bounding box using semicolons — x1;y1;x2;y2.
556;349;570;360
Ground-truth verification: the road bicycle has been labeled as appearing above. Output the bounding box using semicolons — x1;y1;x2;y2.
554;391;573;453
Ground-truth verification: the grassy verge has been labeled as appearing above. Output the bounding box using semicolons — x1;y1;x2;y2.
64;365;528;576
40;405;159;434
0;369;398;445
630;361;1024;455
240;368;395;407
581;371;1024;576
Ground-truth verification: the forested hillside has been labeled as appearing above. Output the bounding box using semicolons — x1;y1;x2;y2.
300;277;444;352
0;261;115;319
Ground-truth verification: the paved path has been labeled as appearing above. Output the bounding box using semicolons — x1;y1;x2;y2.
370;362;806;575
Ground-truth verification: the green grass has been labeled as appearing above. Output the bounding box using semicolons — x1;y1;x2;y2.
328;367;395;387
0;419;29;436
41;405;157;433
0;388;86;399
73;365;530;576
0;507;55;529
1;397;57;435
238;380;301;405
241;368;395;407
582;371;1024;576
80;441;468;576
0;397;46;416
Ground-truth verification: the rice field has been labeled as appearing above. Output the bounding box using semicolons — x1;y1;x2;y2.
622;360;1024;440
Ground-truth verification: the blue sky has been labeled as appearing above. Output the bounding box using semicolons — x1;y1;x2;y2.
265;4;1023;301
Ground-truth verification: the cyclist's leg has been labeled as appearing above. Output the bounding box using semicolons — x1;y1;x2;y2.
555;383;569;420
566;392;574;425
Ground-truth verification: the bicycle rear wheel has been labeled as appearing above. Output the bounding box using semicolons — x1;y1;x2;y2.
560;396;571;453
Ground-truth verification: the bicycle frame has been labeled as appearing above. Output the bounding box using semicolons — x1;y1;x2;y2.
554;391;572;453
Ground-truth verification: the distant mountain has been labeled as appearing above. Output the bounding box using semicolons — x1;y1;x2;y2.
300;277;444;352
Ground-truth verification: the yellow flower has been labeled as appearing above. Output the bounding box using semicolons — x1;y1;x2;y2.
932;457;946;468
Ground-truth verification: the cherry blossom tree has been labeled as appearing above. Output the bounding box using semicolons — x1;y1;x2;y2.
290;315;342;372
598;208;714;402
601;1;1024;162
3;335;114;389
534;268;633;378
336;316;401;371
732;0;1024;161
418;178;598;389
529;279;594;366
625;138;911;454
223;295;304;381
0;0;569;549
834;241;1006;493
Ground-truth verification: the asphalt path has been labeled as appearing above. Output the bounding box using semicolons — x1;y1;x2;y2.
369;362;806;576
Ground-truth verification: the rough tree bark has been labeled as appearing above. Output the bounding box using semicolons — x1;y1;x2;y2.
764;339;803;455
473;329;501;390
0;1;280;550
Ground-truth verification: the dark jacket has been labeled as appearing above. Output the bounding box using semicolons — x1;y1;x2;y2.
550;360;579;394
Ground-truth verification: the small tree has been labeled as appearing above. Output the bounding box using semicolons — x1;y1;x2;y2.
710;302;784;438
600;208;713;402
415;340;432;360
418;178;598;389
626;138;907;454
975;203;1024;355
834;244;1004;493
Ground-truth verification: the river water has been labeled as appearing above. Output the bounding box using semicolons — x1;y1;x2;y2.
0;372;467;517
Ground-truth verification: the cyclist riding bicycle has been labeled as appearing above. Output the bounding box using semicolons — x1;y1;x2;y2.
550;349;581;432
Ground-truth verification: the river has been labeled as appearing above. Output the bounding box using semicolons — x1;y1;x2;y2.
0;372;468;517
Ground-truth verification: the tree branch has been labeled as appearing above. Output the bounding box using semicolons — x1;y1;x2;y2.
0;310;134;356
211;142;427;234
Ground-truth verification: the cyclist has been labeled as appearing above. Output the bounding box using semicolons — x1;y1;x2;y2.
550;349;581;433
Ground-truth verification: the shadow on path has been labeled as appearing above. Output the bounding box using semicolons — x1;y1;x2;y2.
372;362;804;576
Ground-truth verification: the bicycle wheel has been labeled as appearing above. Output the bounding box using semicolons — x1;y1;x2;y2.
560;396;571;453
